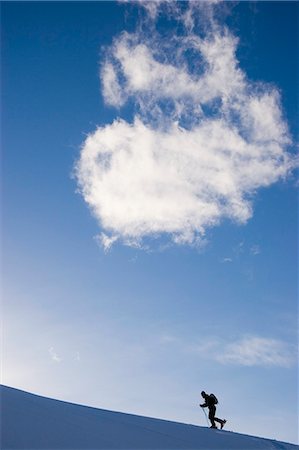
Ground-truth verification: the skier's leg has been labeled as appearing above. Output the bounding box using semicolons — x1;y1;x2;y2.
209;406;217;428
215;417;226;429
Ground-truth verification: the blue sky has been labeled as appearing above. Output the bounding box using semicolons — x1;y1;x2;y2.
2;1;298;444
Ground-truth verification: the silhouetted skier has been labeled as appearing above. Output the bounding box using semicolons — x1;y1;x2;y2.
200;391;226;429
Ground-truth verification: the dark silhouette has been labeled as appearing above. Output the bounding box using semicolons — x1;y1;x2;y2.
200;391;226;429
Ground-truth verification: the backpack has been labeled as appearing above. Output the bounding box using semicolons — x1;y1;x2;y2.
210;393;218;405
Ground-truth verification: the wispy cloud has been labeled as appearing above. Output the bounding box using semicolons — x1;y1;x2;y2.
95;233;118;253
220;257;233;263
217;336;296;368
76;1;296;250
74;352;81;362
159;333;179;344
250;244;261;255
48;347;62;363
193;335;296;368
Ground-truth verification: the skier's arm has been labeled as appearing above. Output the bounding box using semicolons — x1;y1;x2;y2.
200;402;207;407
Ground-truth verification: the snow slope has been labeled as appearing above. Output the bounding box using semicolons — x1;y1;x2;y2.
1;385;298;450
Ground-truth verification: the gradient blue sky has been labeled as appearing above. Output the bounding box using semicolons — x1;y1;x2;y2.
2;1;298;444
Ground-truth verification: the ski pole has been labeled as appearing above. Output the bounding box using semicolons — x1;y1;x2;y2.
200;406;209;426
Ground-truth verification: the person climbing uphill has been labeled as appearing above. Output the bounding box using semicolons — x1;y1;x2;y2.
200;391;226;429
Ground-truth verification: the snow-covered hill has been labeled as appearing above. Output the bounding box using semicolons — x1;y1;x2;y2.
1;385;297;449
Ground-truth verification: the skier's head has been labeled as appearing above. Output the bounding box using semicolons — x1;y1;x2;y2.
201;391;207;398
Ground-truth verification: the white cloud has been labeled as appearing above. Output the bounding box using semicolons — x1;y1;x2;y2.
74;352;81;362
191;338;220;355
102;31;245;115
221;257;233;263
250;244;261;255
159;333;179;344
76;2;296;250
95;233;118;253
77;115;293;248
193;335;296;368
48;347;62;363
217;336;296;368
101;63;124;107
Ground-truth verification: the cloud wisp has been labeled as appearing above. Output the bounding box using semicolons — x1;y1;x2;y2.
193;335;297;368
76;1;296;250
218;336;297;368
48;347;62;363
